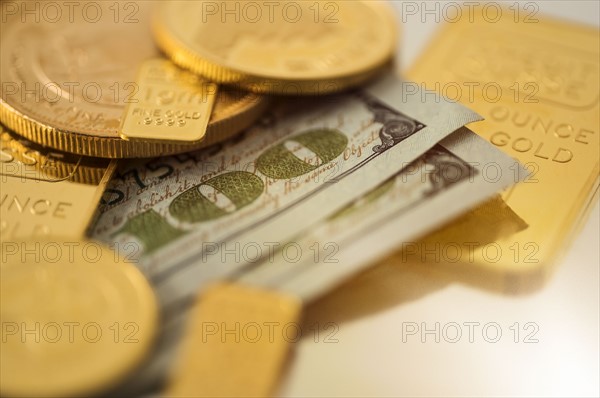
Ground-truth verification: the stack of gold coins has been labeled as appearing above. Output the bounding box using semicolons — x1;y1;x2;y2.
0;0;398;396
1;1;396;159
0;2;269;158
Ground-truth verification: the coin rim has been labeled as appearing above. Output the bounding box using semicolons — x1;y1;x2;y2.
0;239;159;397
152;0;398;94
0;93;269;158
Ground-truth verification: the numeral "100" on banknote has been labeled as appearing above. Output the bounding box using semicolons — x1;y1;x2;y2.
107;128;348;254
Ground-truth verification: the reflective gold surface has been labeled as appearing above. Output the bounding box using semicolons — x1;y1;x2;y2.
0;239;158;397
0;1;267;158
167;283;301;397
120;58;217;143
0;125;116;239
154;0;397;94
409;10;599;284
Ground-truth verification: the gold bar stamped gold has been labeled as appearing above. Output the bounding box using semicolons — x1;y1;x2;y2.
1;125;116;239
408;9;599;290
119;59;218;143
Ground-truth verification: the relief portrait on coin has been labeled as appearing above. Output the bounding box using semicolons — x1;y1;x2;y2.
0;2;267;158
3;1;598;398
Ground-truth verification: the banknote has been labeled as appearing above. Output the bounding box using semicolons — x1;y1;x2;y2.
237;127;528;301
90;73;481;392
116;127;526;395
162;128;527;397
91;73;481;308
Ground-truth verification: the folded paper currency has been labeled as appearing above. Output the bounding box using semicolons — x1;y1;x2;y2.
89;75;527;394
92;73;482;309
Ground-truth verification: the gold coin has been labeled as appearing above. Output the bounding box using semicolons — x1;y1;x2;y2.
153;0;397;95
0;239;158;397
1;124;110;185
0;2;268;158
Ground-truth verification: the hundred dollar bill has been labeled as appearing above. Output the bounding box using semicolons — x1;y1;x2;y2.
91;73;481;308
90;73;481;392
237;128;528;300
121;127;526;395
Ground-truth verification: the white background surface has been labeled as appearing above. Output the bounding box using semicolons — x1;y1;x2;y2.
279;1;600;396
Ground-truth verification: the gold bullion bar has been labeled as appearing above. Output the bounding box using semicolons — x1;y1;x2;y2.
0;125;116;239
408;10;599;290
166;283;301;397
120;59;218;143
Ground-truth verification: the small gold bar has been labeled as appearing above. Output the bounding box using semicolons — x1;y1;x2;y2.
0;125;116;239
120;59;218;143
166;283;301;397
408;10;599;288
